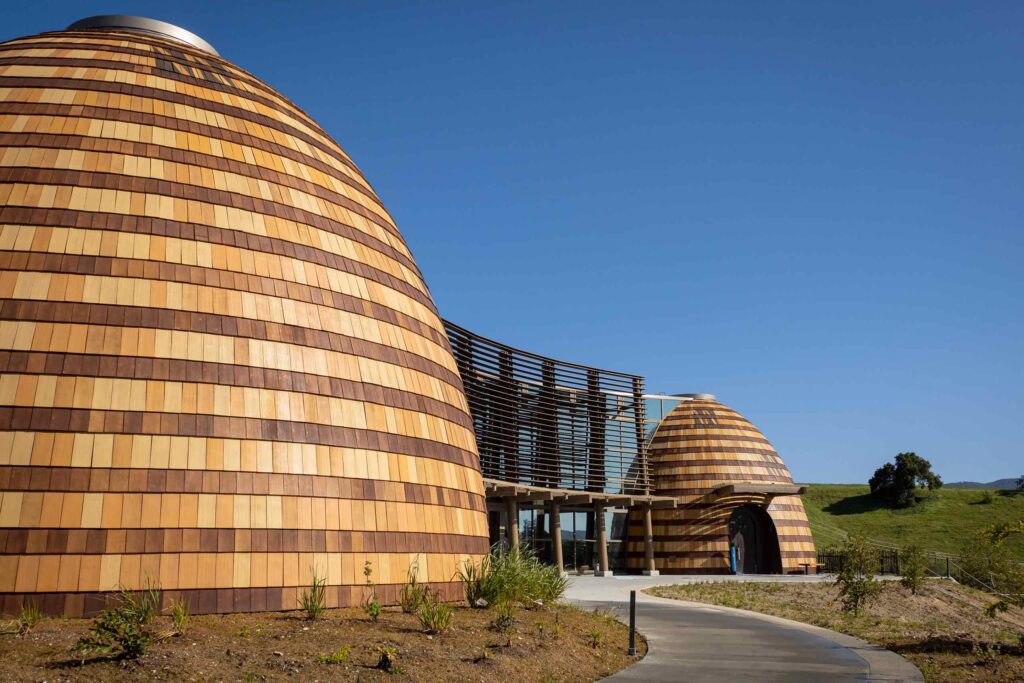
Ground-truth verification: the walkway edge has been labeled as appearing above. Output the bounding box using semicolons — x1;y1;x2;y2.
638;589;923;682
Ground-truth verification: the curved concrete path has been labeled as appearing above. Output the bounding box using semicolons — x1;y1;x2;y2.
566;575;922;682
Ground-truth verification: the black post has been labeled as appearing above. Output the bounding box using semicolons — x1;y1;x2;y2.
628;590;636;656
945;557;950;579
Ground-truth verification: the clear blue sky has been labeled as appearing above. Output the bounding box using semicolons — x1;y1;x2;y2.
6;2;1023;485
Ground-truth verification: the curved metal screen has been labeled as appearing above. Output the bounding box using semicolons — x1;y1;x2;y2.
444;321;649;495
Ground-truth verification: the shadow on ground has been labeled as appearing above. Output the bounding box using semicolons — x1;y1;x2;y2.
822;493;888;516
885;637;1024;657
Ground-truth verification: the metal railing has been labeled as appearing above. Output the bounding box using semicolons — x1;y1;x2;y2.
817;548;901;575
444;320;649;494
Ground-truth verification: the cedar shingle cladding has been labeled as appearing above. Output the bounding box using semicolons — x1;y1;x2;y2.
0;27;488;616
626;398;815;574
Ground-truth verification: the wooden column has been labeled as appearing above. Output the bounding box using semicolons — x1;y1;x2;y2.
505;496;520;550
550;500;564;573
594;501;610;576
642;504;659;576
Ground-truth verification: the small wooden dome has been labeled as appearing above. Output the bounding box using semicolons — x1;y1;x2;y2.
627;397;815;574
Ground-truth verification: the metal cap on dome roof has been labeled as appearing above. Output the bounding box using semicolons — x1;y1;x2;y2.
67;15;218;56
676;393;716;400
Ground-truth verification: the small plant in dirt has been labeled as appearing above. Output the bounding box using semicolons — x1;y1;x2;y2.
0;601;41;636
588;630;603;649
457;545;567;608
984;600;1010;618
417;589;453;634
399;559;428;614
317;644;351;664
363;561;382;622
376;645;402;674
299;567;327;621
169;598;190;633
834;534;883;616
899;543;926;595
458;553;493;607
489;601;516;635
75;585;162;660
18;601;41;634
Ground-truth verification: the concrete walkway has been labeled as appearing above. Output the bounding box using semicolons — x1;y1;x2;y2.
565;575;923;682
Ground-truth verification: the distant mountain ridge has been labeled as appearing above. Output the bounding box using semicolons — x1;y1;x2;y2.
947;478;1019;490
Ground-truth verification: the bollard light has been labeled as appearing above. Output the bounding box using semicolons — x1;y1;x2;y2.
628;589;637;656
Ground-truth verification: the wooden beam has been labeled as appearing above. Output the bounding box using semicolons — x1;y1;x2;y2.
514;490;554;502
557;493;593;504
712;483;806;497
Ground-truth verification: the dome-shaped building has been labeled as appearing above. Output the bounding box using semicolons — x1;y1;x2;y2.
0;16;488;616
627;396;815;574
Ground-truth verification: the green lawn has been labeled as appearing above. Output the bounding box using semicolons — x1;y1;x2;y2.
800;483;1024;559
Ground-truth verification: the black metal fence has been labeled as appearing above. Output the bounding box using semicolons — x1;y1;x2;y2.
815;546;968;578
816;547;901;575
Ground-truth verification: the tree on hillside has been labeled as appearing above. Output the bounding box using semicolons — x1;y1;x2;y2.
868;452;942;508
899;544;926;595
835;534;883;616
958;521;1024;616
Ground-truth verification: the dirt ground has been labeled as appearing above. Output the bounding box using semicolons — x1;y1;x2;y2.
0;603;643;682
648;580;1024;683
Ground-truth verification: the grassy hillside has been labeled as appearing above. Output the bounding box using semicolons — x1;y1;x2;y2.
800;483;1024;559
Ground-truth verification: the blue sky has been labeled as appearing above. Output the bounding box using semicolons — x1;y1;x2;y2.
6;2;1022;484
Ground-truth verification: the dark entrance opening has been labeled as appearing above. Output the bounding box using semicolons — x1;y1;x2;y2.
728;505;782;574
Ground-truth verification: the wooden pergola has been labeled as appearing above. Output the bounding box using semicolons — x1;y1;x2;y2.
483;479;676;576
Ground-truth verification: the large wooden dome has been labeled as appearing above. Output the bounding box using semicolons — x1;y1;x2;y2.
627;397;815;574
0;18;488;615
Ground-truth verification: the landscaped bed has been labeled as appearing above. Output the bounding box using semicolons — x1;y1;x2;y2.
0;601;642;682
647;580;1024;682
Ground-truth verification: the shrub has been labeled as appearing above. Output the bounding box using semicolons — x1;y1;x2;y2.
75;586;162;660
417;589;453;634
317;644;351;664
979;490;994;504
457;545;567;608
169;598;190;633
399;560;428;614
834;535;882;616
299;567;327;621
363;561;381;622
899;544;926;595
957;522;1024;608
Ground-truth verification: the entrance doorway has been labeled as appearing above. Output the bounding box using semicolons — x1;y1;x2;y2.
729;505;782;574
